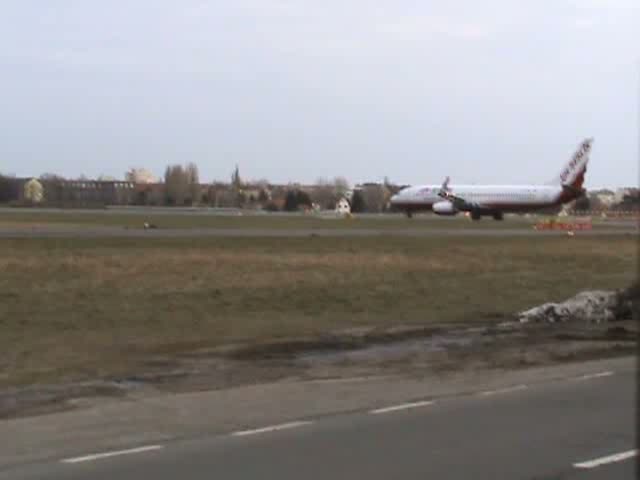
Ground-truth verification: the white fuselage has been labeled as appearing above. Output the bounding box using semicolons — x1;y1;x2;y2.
391;138;592;219
390;184;566;213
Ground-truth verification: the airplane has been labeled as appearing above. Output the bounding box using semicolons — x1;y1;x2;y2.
389;138;593;220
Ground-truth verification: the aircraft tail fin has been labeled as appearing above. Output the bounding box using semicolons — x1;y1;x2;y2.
547;138;594;190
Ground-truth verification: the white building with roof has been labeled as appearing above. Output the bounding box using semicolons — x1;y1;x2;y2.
335;197;351;215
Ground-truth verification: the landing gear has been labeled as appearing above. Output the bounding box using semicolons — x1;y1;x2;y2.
470;211;482;221
492;212;504;221
406;210;413;219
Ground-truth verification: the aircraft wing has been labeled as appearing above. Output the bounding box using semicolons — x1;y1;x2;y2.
437;177;478;210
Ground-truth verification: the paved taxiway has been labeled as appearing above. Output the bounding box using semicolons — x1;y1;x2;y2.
0;225;636;238
2;363;634;480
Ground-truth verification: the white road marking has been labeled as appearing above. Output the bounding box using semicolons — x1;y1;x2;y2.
574;449;638;469
573;371;614;381
370;400;435;415
309;376;391;385
478;384;528;397
231;421;313;437
61;445;164;464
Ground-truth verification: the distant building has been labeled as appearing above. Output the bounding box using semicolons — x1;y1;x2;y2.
242;187;263;204
594;191;616;207
612;187;640;212
41;180;136;207
133;183;165;206
614;188;633;204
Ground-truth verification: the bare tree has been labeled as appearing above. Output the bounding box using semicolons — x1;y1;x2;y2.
185;163;199;184
0;174;17;203
231;165;242;190
333;177;350;199
164;163;201;205
37;173;65;204
39;173;66;182
185;162;200;204
361;185;386;213
164;165;188;205
258;189;269;203
350;190;366;213
216;189;238;208
252;178;271;206
311;177;337;210
255;178;270;189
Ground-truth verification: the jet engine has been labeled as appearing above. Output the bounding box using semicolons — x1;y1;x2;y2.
432;200;458;216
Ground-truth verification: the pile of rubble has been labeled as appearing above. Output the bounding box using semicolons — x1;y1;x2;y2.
517;283;637;324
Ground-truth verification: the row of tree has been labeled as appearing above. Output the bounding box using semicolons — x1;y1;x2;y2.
164;163;200;206
572;192;640;212
4;166;639;214
1;164;404;212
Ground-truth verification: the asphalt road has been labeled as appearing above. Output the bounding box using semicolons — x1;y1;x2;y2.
2;367;635;479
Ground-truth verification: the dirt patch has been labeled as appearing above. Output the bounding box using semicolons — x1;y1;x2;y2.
0;383;126;420
1;319;635;419
226;325;447;360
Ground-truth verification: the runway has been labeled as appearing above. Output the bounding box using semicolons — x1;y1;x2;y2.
0;225;636;238
2;363;635;479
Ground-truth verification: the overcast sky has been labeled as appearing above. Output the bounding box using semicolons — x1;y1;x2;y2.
1;1;638;188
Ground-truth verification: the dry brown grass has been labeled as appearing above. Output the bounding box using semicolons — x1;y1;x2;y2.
0;235;636;387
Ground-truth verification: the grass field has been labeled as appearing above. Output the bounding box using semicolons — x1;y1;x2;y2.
0;209;619;231
0;234;636;388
